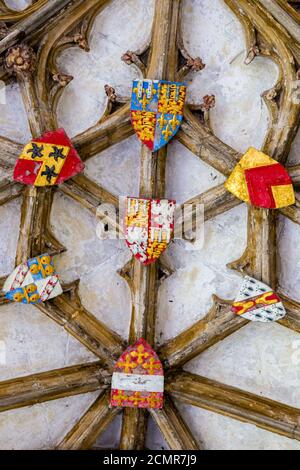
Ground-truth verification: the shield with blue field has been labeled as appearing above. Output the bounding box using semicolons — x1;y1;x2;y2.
131;79;186;151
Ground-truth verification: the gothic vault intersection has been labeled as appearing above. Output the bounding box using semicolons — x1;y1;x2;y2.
0;0;299;449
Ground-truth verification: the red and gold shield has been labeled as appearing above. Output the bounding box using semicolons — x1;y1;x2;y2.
110;338;164;409
125;197;176;265
224;147;295;209
13;128;84;187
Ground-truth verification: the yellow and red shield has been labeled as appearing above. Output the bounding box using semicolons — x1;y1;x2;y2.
13;128;84;187
224;147;294;209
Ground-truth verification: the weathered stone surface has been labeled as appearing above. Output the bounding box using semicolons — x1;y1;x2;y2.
0;0;299;450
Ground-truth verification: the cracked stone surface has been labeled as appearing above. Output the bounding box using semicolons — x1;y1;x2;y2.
0;0;299;450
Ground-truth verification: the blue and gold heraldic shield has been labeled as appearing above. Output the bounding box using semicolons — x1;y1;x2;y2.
131;79;186;151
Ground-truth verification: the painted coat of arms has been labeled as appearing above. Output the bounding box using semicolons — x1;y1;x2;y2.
131;79;186;151
110;338;164;409
13;128;85;187
225;147;295;209
3;254;63;304
232;276;286;322
125;197;176;265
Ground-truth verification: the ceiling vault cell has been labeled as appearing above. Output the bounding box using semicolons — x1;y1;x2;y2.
0;0;299;450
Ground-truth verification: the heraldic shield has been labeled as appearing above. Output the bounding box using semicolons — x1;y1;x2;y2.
125;197;176;265
3;254;63;304
13;128;85;187
225;147;295;209
232;276;286;323
131;79;186;151
110;338;164;409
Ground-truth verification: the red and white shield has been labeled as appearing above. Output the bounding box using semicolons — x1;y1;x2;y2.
124;197;175;265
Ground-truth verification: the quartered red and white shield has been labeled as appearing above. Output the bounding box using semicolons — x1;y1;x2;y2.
110;338;164;409
13;128;84;187
232;276;286;322
124;197;176;265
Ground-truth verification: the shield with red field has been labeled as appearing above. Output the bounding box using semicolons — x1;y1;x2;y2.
124;197;175;265
13;128;84;187
110;338;164;409
131;79;186;151
224;147;295;209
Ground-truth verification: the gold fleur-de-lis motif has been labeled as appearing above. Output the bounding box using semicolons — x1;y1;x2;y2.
140;94;150;111
169;113;180;130
162;125;173;140
157;114;167;129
